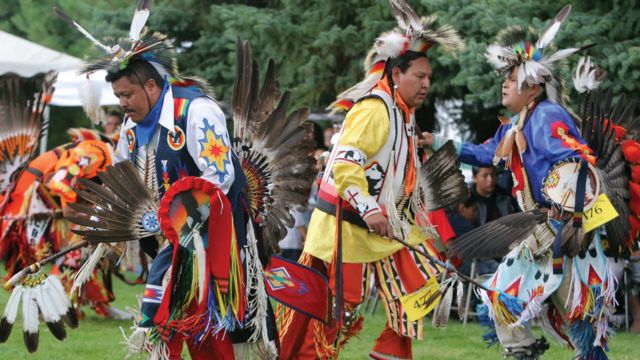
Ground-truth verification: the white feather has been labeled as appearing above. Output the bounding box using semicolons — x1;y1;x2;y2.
572;56;587;91
389;0;422;33
573;56;602;93
375;32;409;60
536;5;572;50
129;9;150;42
33;284;59;324
536;22;561;50
517;63;527;93
432;282;453;328
48;276;72;311
21;287;39;334
522;60;552;85
81;77;105;125
72;243;108;294
485;44;514;70
545;78;561;104
70;20;113;54
42;279;67;318
543;47;582;64
455;279;465;320
2;285;24;324
330;71;383;111
191;228;206;304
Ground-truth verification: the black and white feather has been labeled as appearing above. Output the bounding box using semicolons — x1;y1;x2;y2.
130;0;153;42
0;273;77;353
573;56;606;94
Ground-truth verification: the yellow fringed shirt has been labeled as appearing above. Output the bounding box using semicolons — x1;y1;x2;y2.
304;98;427;263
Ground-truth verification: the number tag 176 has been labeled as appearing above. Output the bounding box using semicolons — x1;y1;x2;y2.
583;193;618;233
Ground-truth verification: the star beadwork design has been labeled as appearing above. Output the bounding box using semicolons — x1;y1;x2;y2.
198;117;231;182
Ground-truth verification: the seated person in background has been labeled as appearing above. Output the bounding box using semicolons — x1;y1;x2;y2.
469;165;517;276
447;193;478;237
471;165;516;225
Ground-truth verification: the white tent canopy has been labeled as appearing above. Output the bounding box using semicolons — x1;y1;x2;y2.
51;69;119;107
0;30;118;106
0;30;81;77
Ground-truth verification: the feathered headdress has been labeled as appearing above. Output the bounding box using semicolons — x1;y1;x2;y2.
53;1;178;79
54;1;213;125
485;4;591;104
329;0;465;112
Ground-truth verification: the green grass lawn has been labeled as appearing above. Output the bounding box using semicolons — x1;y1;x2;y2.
1;270;638;359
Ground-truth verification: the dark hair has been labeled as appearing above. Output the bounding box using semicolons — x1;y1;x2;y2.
472;165;497;176
461;193;477;208
107;110;122;118
105;59;164;88
383;50;429;87
449;192;477;214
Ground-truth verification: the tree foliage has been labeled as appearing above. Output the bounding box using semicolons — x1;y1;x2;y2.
4;0;640;143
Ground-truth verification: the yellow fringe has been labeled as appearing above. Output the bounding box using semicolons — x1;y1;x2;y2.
313;319;337;359
215;282;226;318
581;286;595;321
228;223;242;318
492;298;519;325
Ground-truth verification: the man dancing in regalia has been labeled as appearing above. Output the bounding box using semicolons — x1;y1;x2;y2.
427;5;639;359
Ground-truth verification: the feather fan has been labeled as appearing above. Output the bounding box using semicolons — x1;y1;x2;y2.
578;89;638;257
64;160;160;291
420;141;469;211
447;210;547;259
232;37;316;250
0;72;57;197
66;160;160;244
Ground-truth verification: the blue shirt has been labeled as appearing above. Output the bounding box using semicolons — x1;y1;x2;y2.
460;100;588;207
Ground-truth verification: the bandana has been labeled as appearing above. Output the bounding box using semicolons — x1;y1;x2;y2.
136;78;169;146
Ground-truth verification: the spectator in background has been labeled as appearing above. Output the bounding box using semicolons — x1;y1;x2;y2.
458;166;516;277
323;126;335;149
104;110;123;135
471;165;516;225
447;193;478;237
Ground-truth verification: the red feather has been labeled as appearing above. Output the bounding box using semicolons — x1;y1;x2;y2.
628;182;640;216
622;140;640;164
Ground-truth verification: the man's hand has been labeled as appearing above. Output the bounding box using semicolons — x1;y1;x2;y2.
419;131;434;147
364;212;395;239
62;204;79;219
